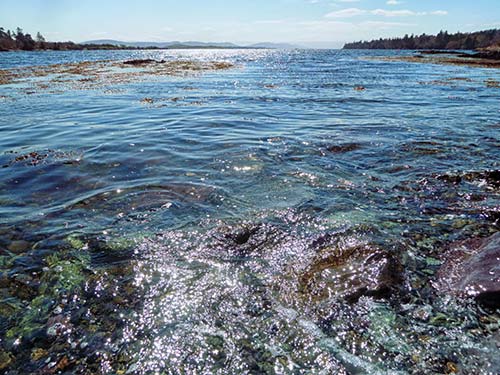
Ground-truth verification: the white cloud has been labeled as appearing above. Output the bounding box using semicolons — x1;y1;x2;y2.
293;18;417;45
326;8;449;18
386;0;401;5
429;10;448;16
325;8;367;18
371;9;421;17
336;0;361;2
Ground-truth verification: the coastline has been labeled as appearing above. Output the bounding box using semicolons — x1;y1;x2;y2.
365;50;500;69
0;46;265;52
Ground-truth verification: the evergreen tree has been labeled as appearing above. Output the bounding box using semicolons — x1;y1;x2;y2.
344;28;499;50
36;32;45;43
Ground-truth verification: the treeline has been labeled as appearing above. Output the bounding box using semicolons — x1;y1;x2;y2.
344;29;500;50
0;27;151;51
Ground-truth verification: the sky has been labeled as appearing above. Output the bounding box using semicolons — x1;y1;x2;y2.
0;0;498;48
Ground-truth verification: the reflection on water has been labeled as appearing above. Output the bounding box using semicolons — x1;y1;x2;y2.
0;49;499;374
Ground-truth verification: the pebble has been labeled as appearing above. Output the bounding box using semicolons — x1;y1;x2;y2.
46;323;63;337
446;361;458;374
31;348;48;361
412;305;432;322
53;306;63;315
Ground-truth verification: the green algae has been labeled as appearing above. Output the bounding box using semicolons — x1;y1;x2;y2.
367;305;413;355
0;350;14;371
5;295;51;340
66;234;85;250
42;254;90;293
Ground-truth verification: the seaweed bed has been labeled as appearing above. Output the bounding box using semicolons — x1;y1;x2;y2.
0;59;234;95
369;52;500;69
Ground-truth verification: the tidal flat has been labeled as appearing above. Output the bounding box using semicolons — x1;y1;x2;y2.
0;49;499;374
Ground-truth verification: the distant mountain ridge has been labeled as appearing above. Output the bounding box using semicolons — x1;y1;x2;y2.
83;40;240;48
83;39;302;49
247;42;301;49
0;26;303;52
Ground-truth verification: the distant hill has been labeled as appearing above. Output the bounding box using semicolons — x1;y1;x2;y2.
83;39;241;49
1;26;302;52
84;39;302;50
247;42;302;49
343;29;500;50
0;27;139;52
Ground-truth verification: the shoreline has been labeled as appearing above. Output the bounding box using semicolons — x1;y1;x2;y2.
0;46;266;53
367;51;500;69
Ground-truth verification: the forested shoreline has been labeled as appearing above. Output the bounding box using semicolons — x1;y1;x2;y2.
344;29;500;50
3;26;500;52
0;27;159;51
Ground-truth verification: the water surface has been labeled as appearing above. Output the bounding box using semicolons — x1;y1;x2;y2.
0;49;499;374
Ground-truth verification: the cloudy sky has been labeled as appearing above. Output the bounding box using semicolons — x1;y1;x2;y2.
0;0;498;48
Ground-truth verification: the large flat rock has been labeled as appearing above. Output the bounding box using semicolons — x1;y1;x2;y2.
437;232;500;308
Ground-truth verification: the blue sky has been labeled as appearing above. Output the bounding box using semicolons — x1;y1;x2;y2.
0;0;498;48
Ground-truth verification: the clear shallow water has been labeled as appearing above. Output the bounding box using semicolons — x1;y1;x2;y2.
0;49;499;374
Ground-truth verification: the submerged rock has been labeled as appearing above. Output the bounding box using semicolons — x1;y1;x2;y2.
0;351;13;371
436;232;500;308
7;240;31;254
66;183;216;220
437;170;500;189
4;149;82;168
324;143;362;154
123;59;157;66
459;50;500;61
210;223;284;257
299;240;403;303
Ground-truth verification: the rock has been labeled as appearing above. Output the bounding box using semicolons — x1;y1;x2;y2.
31;348;48;361
299;242;403;303
460;50;500;60
436;232;500;308
7;240;31;254
209;223;281;257
0;350;13;370
437;170;500;189
11;254;45;274
485;79;500;88
462;170;500;189
46;322;63;337
55;356;71;372
122;59;157;66
0;272;9;288
230;226;259;245
324;143;362;154
420;50;463;55
446;361;459;374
